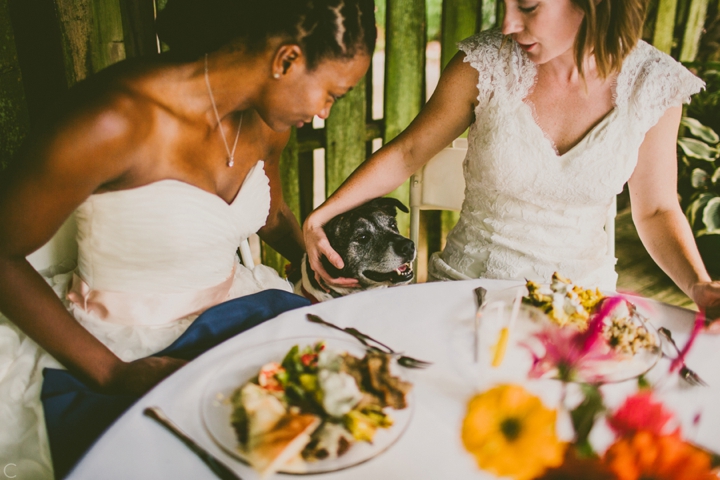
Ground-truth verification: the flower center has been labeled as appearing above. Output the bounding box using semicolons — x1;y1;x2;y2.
500;417;522;441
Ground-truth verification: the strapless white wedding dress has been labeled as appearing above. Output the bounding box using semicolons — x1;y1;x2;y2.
429;31;704;290
0;160;291;478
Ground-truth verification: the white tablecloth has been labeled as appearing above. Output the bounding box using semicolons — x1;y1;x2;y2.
67;279;720;480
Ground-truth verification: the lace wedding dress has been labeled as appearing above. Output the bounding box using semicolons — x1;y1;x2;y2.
0;160;291;478
429;30;704;290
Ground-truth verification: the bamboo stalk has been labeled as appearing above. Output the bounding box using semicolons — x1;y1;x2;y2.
384;0;426;235
0;0;30;167
262;127;301;274
680;0;710;61
653;0;679;53
441;0;480;68
54;0;94;84
325;77;368;194
90;0;127;70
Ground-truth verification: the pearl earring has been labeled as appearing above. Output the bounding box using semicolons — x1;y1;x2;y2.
273;73;281;79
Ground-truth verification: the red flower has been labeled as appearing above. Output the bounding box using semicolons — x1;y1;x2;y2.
607;391;677;438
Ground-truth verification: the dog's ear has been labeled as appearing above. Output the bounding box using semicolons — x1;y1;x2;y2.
369;197;409;215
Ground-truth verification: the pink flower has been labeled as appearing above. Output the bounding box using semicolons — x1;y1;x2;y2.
607;391;678;438
525;297;624;383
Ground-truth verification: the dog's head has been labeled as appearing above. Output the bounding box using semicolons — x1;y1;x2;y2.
321;197;416;289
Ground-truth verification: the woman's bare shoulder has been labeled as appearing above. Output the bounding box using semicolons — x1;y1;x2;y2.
31;68;164;184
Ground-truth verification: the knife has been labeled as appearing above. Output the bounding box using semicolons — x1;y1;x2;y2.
144;406;242;480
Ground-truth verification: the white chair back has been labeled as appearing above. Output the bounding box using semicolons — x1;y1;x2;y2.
409;139;467;279
408;137;616;279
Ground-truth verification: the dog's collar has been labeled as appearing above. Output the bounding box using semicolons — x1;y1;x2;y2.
300;284;323;305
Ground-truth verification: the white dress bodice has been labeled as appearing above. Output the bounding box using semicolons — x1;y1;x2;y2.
76;160;269;293
67;160;291;326
429;31;704;290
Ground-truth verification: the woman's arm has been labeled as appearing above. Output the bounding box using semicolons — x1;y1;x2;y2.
257;129;305;265
303;51;480;286
0;99;185;394
628;105;720;311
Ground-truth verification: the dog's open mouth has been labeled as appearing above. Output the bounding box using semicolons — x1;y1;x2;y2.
362;263;414;284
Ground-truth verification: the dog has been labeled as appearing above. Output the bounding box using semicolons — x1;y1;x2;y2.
296;197;416;303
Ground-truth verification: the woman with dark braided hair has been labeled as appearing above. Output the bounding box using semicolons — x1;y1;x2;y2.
0;1;374;476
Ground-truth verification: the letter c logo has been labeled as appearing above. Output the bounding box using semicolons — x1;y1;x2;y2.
3;463;17;478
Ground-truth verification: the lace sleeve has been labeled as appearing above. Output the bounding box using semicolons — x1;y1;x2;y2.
624;43;705;134
457;30;505;108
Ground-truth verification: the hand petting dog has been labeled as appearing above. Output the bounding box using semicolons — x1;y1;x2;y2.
298;198;416;303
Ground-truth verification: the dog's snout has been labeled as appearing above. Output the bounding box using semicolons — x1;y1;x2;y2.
393;238;415;258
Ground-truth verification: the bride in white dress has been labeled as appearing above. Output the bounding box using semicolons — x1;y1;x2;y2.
0;0;375;477
305;0;720;307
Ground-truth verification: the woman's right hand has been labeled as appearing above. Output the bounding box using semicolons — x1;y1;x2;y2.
106;356;187;396
303;213;360;290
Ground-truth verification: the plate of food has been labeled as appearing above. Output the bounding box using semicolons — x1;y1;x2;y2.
201;337;414;477
516;272;662;383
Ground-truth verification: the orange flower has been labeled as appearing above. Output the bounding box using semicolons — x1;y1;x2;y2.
604;431;716;480
462;384;566;480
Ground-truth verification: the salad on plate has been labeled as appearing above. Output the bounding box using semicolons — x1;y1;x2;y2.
227;341;412;477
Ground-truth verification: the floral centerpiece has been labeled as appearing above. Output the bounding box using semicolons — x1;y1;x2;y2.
461;275;720;479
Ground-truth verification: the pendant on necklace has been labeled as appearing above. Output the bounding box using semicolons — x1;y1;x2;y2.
227;157;235;167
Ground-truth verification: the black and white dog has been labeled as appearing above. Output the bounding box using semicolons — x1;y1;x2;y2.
296;198;416;303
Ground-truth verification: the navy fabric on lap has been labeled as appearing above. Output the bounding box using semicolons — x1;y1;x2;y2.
41;289;310;479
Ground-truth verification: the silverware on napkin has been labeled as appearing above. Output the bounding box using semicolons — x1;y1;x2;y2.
306;314;431;368
144;406;242;480
473;286;488;363
658;327;708;387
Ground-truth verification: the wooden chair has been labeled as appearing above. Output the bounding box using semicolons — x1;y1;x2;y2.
408;138;616;280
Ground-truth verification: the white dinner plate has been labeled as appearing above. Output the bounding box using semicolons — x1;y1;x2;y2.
200;336;414;475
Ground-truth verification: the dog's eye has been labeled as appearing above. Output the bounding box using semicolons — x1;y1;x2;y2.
356;234;370;244
390;220;398;230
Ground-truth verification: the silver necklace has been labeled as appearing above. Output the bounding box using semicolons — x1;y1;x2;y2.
204;54;242;167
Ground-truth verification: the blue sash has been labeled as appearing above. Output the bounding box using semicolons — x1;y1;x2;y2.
41;289;310;478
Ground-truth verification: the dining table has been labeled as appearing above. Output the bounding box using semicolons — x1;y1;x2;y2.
67;278;720;480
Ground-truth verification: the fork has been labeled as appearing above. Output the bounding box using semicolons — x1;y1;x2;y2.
473;286;488;363
306;314;432;369
658;327;709;387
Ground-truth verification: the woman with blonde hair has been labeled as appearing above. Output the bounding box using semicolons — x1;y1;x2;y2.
305;0;720;310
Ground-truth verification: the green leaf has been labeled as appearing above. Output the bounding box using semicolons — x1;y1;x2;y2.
691;168;711;188
712;168;720;184
678;138;719;161
686;193;715;228
681;117;720;144
702;197;720;232
569;384;605;456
